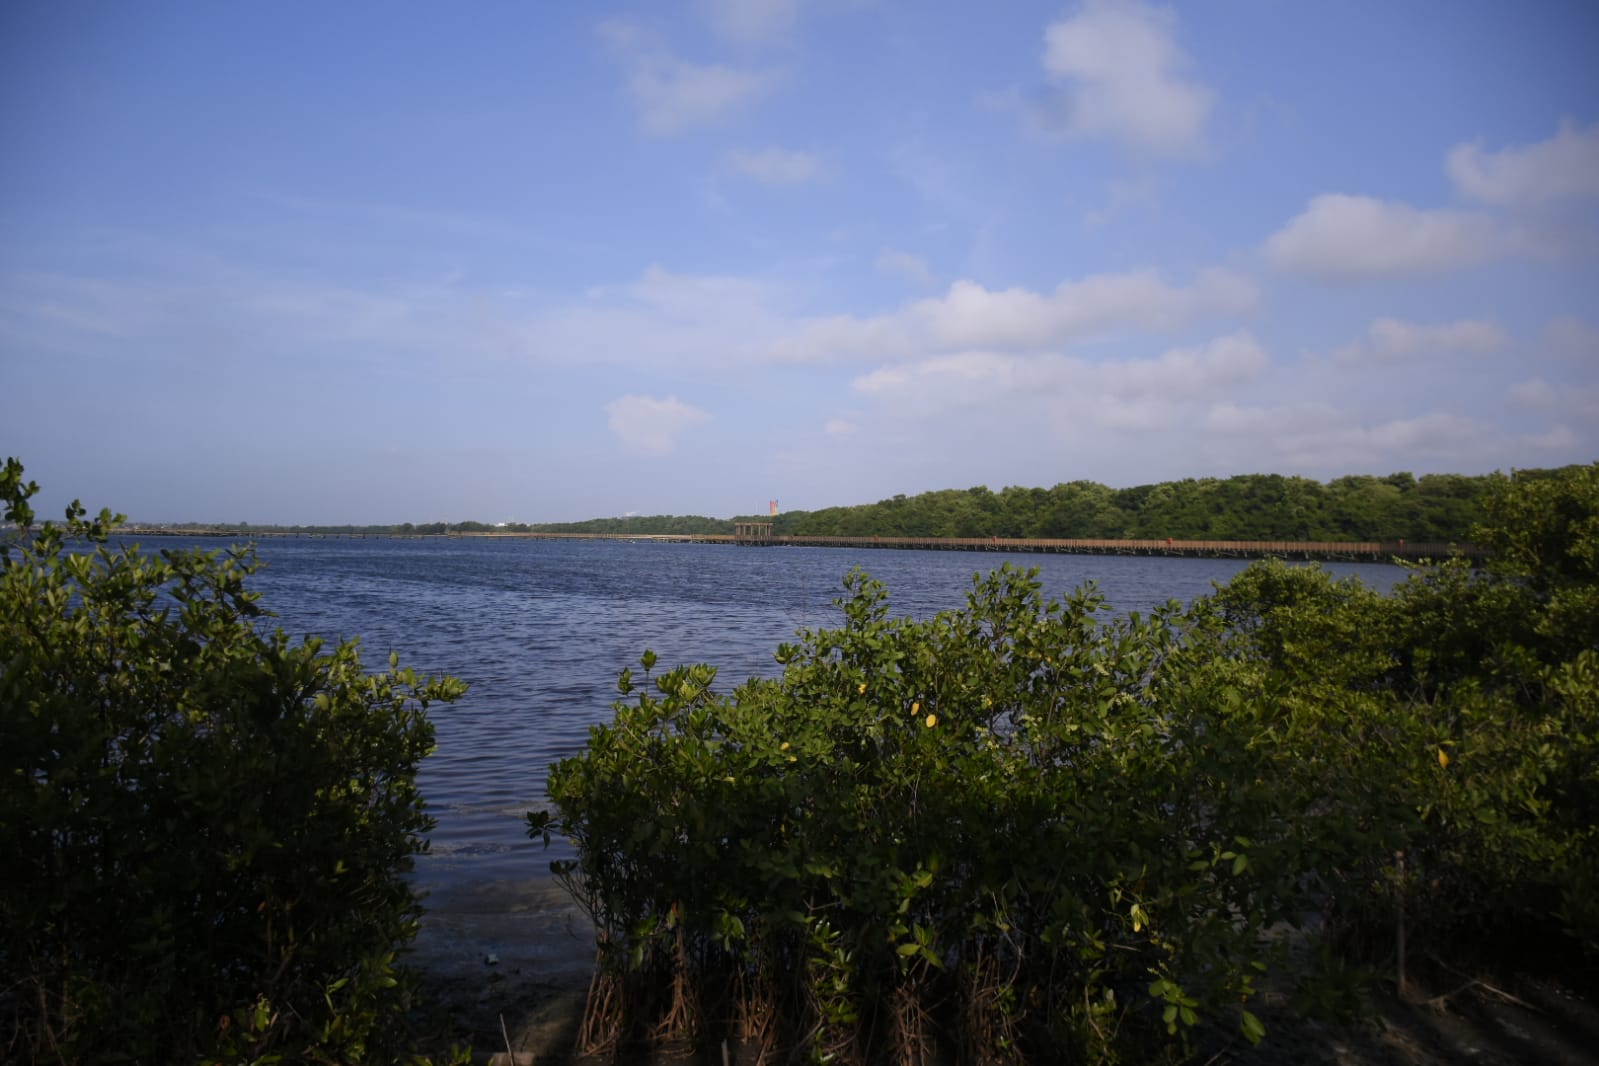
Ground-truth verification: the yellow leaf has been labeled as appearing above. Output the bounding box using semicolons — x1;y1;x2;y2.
857;683;867;695
925;714;938;728
1438;748;1450;769
911;701;920;715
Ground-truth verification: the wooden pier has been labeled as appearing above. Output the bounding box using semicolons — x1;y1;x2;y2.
734;521;773;545
113;527;1478;562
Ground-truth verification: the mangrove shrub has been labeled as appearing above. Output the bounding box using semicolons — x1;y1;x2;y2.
536;567;1326;1063
537;461;1599;1063
0;459;466;1064
1208;463;1599;964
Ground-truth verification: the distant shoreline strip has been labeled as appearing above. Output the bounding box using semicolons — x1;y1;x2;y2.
109;528;1480;562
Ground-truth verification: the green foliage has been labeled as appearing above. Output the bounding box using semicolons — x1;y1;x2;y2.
1474;463;1599;655
0;458;467;1064
539;460;1599;1061
1209;462;1599;962
539;565;1313;1061
749;469;1532;542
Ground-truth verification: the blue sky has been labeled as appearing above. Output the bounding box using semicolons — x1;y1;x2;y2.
3;1;1596;524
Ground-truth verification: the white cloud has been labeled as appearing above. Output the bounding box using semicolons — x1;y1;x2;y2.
1543;315;1599;361
622;264;778;317
605;394;711;454
1200;399;1590;474
1360;412;1485;454
1528;425;1579;451
824;417;854;435
1202;401;1276;436
850;331;1269;428
8;258;1260;391
1334;316;1508;364
888;136;976;216
771;267;1258;361
838;333;1273;456
1265;194;1506;281
1203;405;1494;468
1085;175;1161;228
1447;119;1599;206
1509;377;1559;408
875;248;935;285
535;265;793;368
1510;377;1599;419
599;20;774;135
726;147;828;184
1106;330;1269;393
0;267;477;365
921;269;1257;350
1040;0;1213;157
703;0;800;44
852;351;1017;405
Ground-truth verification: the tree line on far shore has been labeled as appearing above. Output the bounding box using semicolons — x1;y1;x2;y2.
124;468;1582;543
735;470;1496;542
353;469;1544;542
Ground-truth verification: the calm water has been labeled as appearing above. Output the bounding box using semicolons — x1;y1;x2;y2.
168;537;1400;895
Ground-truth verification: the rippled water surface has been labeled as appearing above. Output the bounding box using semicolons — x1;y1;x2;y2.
178;537;1399;894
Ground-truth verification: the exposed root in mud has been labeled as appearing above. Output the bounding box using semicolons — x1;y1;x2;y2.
577;962;623;1056
650;930;700;1045
890;982;934;1066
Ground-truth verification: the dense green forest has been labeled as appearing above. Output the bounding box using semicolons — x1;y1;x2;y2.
536;470;1512;541
344;471;1511;541
132;470;1576;542
743;471;1499;541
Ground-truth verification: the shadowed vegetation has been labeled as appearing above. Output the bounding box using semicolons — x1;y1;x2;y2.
1;458;468;1065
